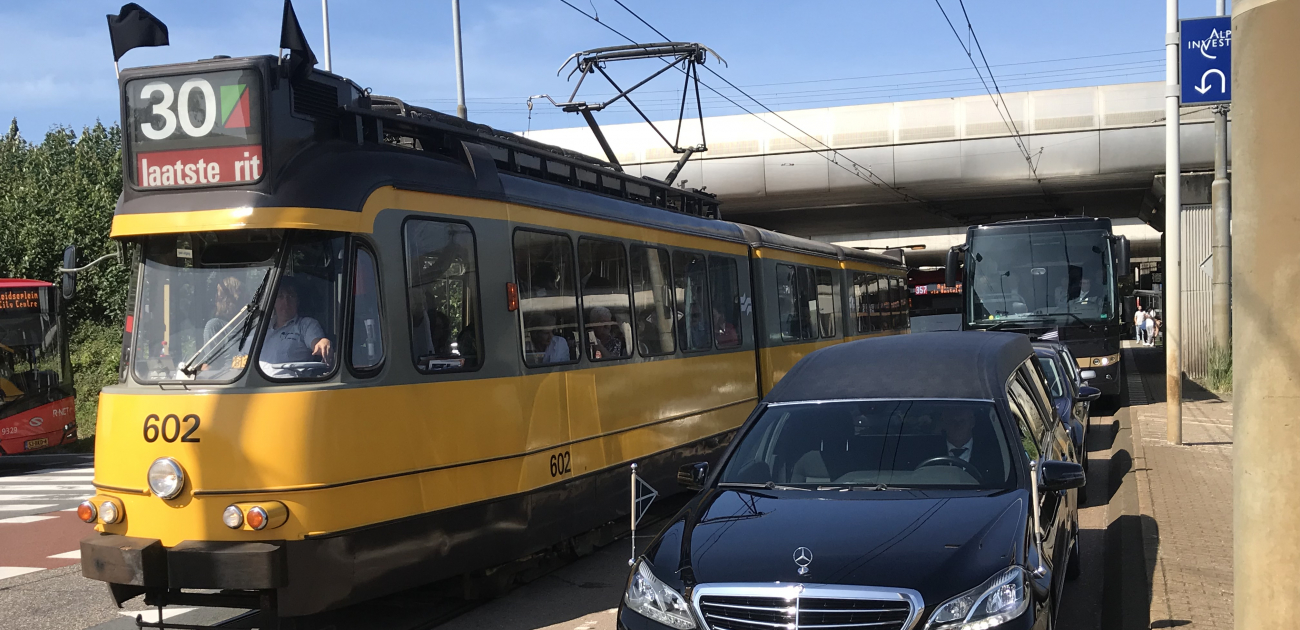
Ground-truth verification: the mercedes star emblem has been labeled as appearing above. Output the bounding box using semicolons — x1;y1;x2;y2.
793;547;813;575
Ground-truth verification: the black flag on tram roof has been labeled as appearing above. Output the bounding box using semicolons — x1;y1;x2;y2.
106;3;169;62
280;0;318;82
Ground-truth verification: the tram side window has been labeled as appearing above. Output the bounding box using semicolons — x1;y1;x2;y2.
886;276;901;329
630;245;676;356
404;220;482;373
709;257;742;348
869;275;889;332
350;246;384;371
514;230;579;367
777;264;817;341
259;234;347;381
579;238;633;361
673;251;712;352
851;272;872;334
815;269;837;338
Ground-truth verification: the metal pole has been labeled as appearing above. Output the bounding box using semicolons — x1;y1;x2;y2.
1211;0;1231;352
321;0;332;72
1234;1;1300;627
452;0;468;120
1164;0;1182;445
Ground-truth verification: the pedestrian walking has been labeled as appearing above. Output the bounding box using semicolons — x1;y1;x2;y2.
1145;312;1158;346
1134;306;1147;344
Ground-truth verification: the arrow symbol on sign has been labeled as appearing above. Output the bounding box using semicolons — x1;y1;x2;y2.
1195;68;1227;95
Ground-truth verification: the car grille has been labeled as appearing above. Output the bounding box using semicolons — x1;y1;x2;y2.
697;593;914;630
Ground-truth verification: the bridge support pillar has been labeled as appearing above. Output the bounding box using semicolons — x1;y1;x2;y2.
1233;0;1300;627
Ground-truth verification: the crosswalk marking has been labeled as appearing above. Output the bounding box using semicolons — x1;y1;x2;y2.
47;550;80;559
0;567;43;580
0;515;57;524
121;607;197;622
0;484;93;492
0;504;56;512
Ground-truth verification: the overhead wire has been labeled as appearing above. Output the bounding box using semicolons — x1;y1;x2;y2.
570;0;959;221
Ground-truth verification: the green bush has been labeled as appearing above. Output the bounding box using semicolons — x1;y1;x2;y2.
1207;344;1233;394
71;323;123;444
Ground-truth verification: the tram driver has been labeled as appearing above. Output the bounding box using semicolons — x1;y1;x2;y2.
260;280;333;375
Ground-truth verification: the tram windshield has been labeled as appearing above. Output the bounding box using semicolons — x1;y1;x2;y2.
0;288;71;415
718;400;1015;490
966;226;1115;327
132;231;283;382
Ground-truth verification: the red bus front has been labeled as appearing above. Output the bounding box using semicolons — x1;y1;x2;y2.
0;280;77;455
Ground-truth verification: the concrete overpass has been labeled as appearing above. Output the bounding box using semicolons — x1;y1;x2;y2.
525;81;1226;263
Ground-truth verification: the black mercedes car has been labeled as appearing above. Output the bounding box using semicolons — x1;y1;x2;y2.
619;332;1084;630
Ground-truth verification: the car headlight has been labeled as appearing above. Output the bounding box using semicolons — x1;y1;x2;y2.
147;457;186;500
624;560;696;629
925;566;1029;630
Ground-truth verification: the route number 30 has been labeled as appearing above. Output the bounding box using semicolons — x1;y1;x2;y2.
143;414;201;443
139;79;217;141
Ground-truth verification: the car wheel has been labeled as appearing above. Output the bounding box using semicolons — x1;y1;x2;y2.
1066;537;1082;581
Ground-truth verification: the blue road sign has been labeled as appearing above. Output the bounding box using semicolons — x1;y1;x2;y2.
1181;16;1232;105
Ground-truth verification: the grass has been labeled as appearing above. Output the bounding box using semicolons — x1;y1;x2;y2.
1205;343;1233;395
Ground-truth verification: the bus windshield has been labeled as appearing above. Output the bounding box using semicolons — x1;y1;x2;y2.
131;231;283;383
0;289;71;416
966;226;1115;327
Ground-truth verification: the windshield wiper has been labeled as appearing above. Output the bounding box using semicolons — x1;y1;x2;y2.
850;483;913;491
180;268;273;377
717;481;811;491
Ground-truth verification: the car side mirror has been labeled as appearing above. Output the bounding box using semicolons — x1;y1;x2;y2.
677;462;709;490
1040;460;1086;491
1079;369;1097;381
1077;385;1102;402
61;245;77;300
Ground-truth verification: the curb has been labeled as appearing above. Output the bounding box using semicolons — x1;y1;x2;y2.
1100;350;1151;630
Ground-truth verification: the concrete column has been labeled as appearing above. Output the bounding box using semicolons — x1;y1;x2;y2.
1233;0;1300;627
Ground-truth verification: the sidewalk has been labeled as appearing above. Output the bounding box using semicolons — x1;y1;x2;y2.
1124;342;1234;630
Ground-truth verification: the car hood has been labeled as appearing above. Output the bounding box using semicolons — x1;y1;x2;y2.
645;488;1029;606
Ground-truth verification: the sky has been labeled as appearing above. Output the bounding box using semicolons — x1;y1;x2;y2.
0;0;1229;139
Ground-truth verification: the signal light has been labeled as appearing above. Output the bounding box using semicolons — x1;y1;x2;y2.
77;501;97;523
99;501;121;524
506;282;519;312
246;506;269;530
222;505;244;529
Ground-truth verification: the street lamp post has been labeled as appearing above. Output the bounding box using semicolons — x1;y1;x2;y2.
452;0;467;120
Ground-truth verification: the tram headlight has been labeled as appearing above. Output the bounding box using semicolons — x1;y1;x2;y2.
76;500;97;523
222;505;244;529
99;500;120;524
147;457;186;499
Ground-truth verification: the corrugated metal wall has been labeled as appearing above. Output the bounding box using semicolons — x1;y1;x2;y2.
1181;204;1213;380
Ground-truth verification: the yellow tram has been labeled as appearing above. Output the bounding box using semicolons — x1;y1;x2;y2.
78;55;908;617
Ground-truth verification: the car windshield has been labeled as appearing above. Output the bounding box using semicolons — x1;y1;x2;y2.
0;287;71;414
131;231;283;382
1037;356;1065;398
719;400;1015;490
966;226;1115;326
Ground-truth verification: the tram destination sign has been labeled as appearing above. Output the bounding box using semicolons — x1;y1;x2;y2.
1180;16;1232;105
126;68;264;188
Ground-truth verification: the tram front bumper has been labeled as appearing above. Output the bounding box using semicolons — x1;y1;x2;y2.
80;534;286;591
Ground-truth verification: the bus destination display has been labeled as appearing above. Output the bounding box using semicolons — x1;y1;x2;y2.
126;69;263;189
0;289;41;312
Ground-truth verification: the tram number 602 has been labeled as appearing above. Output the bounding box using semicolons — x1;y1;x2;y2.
549;450;571;477
143;414;201;443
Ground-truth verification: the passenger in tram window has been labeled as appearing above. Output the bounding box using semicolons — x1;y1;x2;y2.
203;276;243;343
527;313;572;364
261;280;332;366
587;306;627;359
713;308;739;347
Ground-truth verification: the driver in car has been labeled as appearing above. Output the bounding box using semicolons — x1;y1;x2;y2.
935;407;1000;482
261;280;332;367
